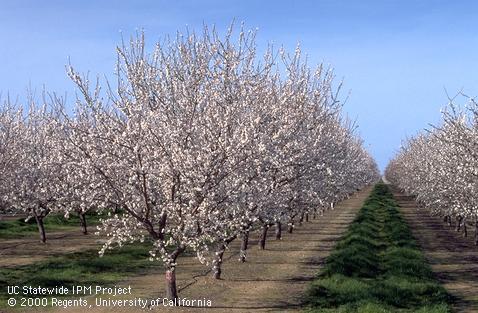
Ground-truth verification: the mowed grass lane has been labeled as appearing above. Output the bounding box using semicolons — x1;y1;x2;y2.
304;183;452;313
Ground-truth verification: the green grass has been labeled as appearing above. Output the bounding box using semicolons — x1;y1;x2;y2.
304;183;452;313
0;242;161;307
0;212;104;239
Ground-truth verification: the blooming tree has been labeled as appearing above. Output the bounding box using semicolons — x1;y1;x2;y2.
386;94;478;244
1;103;65;242
0;103;20;214
0;24;379;299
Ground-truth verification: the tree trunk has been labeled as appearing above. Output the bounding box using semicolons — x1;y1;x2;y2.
305;213;309;222
164;246;184;300
79;212;88;235
475;220;478;246
212;244;226;279
165;269;178;300
447;215;452;227
463;221;468;238
298;212;305;226
212;235;236;279
34;214;46;243
240;231;249;262
259;224;269;250
456;216;463;232
288;222;294;234
275;221;282;240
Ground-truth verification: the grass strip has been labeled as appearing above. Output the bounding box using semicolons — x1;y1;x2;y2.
304;183;452;313
0;213;104;239
0;243;159;308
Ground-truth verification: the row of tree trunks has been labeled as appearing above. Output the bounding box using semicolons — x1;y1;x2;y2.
443;214;478;241
31;210;89;243
219;215;313;277
30;209;313;298
167;209;318;298
240;220;284;263
214;215;313;279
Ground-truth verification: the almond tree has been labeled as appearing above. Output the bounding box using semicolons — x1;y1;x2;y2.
2;103;64;242
0;23;380;298
0;103;20;214
386;94;478;244
62;27;281;298
49;25;379;298
54;130;102;236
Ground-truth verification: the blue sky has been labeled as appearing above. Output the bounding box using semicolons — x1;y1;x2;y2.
1;0;478;170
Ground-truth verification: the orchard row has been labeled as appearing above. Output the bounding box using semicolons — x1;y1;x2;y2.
386;94;478;244
0;26;379;299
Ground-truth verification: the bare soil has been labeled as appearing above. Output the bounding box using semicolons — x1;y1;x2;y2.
0;230;103;267
392;189;478;313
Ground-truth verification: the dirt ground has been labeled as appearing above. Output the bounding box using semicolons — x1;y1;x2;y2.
0;230;103;267
392;189;478;313
8;186;371;313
